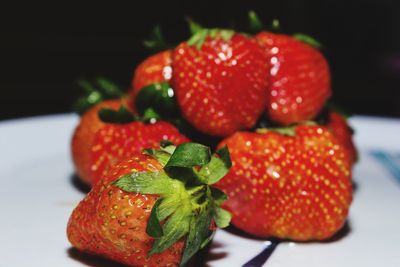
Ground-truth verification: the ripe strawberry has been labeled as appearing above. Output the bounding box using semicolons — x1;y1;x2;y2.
68;143;232;266
71;100;189;185
216;125;352;240
256;32;331;125
326;111;357;164
172;28;269;137
131;50;173;96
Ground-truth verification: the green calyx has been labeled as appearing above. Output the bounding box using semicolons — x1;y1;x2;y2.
186;19;235;49
143;25;172;52
257;126;297;136
247;10;280;34
74;77;125;115
135;82;179;118
293;33;323;49
247;10;322;49
113;142;232;266
98;105;160;125
248;10;265;34
256;122;318;136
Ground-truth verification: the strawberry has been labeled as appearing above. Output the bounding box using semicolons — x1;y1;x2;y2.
255;30;331;125
68;142;232;266
172;27;270;137
71;100;189;185
215;124;352;240
326;111;357;164
131;50;173;97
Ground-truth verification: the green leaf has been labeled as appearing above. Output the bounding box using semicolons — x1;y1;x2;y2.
78;79;96;93
159;140;176;155
143;25;170;52
74;77;125;115
271;19;281;31
180;204;212;266
165;143;211;168
98;106;136;124
325;101;352;119
196;145;231;185
95;77;124;97
210;187;228;205
141;108;161;123
197;157;227;185
160;140;174;148
187;18;203;35
293;33;322;49
213;206;231;228
113;171;179;195
157;194;181;221
135;82;179;118
248;10;264;34
166;167;206;185
200;231;215;249
219;30;235;42
216;145;232;169
142;148;172;166
161;145;176;155
146;198;164;238
149;204;191;256
187;29;209;49
256;126;296;136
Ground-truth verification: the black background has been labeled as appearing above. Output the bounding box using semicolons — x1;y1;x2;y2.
1;0;399;121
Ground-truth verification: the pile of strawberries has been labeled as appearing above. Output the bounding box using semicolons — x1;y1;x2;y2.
68;14;357;267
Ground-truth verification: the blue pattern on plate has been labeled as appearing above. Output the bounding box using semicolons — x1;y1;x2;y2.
371;150;400;183
242;241;279;267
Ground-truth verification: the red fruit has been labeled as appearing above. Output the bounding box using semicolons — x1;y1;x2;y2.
256;32;331;125
71;100;188;185
327;112;357;164
216;125;352;240
172;31;269;137
131;50;172;96
68;154;184;266
68;143;232;266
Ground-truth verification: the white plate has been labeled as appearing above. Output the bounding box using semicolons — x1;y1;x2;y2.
1;114;400;267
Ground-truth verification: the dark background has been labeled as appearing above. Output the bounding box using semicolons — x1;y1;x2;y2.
1;0;399;121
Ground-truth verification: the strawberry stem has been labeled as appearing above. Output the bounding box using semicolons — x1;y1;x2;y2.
187;18;203;35
74;77;125;115
248;10;264;33
143;25;171;52
293;33;323;49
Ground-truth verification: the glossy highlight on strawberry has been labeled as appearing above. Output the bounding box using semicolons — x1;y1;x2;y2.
131;50;173;96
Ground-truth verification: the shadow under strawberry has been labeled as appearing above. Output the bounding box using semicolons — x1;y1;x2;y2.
68;243;219;267
70;173;91;194
223;220;351;243
68;248;127;267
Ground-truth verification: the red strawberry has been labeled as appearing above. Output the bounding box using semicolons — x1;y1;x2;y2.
256;32;331;125
172;28;269;137
131;50;173;96
327;111;357;164
216;125;352;240
71;100;189;185
68;143;232;266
